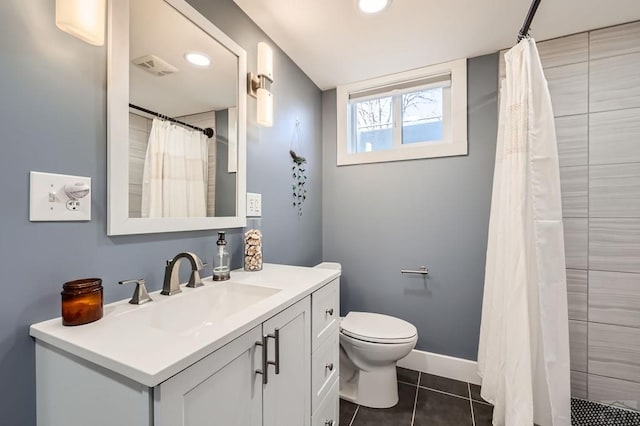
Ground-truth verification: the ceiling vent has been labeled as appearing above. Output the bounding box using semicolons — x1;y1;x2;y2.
132;54;179;77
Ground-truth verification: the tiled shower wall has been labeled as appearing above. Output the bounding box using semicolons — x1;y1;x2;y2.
500;21;640;410
129;112;152;218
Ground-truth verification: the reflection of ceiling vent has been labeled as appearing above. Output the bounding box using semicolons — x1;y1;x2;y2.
132;54;179;76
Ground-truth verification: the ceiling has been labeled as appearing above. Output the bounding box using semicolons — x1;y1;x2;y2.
233;0;640;90
130;0;237;117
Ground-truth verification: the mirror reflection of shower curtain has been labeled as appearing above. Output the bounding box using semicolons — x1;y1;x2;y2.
141;118;208;218
477;39;571;426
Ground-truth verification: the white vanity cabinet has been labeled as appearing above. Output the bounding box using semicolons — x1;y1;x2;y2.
156;297;310;426
33;272;340;426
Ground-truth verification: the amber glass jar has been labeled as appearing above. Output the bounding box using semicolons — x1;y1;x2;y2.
61;278;103;326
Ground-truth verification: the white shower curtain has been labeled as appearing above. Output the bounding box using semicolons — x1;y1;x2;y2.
141;118;208;218
477;39;571;426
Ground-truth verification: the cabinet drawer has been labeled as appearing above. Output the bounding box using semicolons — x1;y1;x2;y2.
312;378;339;426
312;332;339;410
312;279;340;350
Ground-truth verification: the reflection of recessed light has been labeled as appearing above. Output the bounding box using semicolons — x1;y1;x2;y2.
357;0;391;13
184;52;211;67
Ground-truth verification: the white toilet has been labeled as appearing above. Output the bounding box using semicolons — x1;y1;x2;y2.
313;262;418;409
339;312;418;408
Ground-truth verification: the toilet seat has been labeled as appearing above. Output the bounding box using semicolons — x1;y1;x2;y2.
340;312;417;344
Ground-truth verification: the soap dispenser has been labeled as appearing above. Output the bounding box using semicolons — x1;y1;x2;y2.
213;231;231;281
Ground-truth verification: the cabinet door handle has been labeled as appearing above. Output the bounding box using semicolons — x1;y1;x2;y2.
325;308;334;316
255;336;268;385
324;420;335;426
266;328;280;374
325;363;334;372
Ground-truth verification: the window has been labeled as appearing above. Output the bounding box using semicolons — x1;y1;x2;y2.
337;58;467;165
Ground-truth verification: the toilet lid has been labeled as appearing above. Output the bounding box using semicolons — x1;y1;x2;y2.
340;312;417;344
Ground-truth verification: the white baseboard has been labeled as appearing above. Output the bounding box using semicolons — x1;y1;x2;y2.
397;349;481;385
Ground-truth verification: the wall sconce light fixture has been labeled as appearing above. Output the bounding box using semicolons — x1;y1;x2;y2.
248;42;274;127
56;0;106;46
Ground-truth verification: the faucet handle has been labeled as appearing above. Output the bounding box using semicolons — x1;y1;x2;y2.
119;279;153;305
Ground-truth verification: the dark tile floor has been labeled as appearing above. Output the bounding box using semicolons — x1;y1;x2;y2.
339;367;492;426
339;368;640;426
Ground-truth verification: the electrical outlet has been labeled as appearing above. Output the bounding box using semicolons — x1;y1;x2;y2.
30;172;91;221
247;192;262;217
66;200;81;211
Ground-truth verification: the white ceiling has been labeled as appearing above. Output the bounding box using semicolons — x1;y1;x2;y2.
130;0;237;117
233;0;640;90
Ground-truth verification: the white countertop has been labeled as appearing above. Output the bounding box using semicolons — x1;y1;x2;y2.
30;264;340;387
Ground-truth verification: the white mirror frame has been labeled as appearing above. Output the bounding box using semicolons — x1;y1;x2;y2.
107;0;247;236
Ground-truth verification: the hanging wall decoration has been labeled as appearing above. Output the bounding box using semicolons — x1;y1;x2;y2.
289;119;307;216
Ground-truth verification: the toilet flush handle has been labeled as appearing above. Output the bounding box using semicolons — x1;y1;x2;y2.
325;308;334;316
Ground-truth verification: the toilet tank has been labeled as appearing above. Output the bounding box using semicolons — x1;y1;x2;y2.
314;262;342;271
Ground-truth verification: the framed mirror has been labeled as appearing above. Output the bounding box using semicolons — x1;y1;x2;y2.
107;0;247;235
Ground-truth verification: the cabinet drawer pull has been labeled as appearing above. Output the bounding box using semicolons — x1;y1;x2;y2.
325;308;334;316
255;336;268;385
325;363;334;372
324;420;335;426
266;328;280;375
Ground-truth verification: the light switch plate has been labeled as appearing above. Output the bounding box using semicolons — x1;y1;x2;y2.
246;192;262;217
30;171;92;221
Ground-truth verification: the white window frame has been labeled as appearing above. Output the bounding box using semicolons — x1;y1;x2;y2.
336;58;467;166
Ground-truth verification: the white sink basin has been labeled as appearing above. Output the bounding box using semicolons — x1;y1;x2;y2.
118;281;281;337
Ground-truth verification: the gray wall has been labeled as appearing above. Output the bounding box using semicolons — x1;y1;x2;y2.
322;54;498;360
0;0;322;424
188;0;324;265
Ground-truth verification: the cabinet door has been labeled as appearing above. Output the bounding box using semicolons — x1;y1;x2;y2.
155;325;263;426
263;297;311;426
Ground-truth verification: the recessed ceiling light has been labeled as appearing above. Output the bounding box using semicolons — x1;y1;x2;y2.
357;0;391;14
184;52;211;67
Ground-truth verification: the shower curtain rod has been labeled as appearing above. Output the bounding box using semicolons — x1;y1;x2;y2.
517;0;542;42
129;104;215;138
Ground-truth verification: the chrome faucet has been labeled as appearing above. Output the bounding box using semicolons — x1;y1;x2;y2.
161;252;205;296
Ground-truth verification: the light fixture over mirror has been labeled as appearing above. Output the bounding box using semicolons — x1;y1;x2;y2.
248;42;274;127
56;0;106;45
